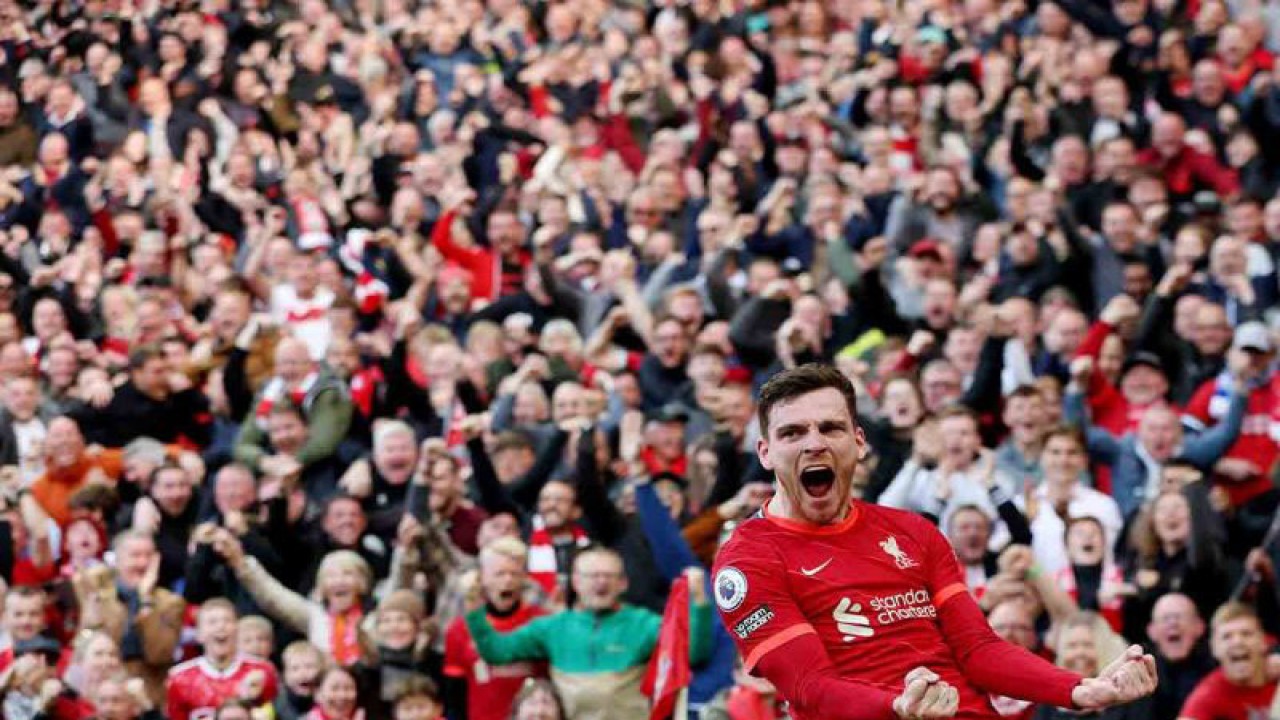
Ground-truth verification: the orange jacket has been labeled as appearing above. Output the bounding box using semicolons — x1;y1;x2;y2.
31;449;124;527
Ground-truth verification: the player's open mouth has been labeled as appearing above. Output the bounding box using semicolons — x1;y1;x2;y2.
800;467;835;498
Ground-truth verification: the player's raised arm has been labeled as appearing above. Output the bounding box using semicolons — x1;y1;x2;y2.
915;512;1156;710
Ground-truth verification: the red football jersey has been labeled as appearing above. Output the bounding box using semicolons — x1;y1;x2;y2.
166;655;280;720
444;603;548;720
1183;377;1279;505
714;501;1033;720
1179;669;1277;720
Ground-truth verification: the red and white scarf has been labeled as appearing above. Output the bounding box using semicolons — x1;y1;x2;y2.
1054;564;1126;632
527;516;590;594
254;372;319;428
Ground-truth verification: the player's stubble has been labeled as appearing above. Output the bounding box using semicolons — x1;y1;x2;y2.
757;387;870;525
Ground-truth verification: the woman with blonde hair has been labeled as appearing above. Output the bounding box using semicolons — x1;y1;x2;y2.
61;630;123;697
1038;612;1148;720
214;531;375;666
1121;478;1229;639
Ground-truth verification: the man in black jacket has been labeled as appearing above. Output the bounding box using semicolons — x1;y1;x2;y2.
183;463;284;617
78;344;212;448
1145;593;1216;720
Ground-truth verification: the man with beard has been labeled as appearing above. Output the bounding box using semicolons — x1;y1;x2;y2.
713;365;1156;720
1179;603;1278;720
166;598;279;720
443;537;548;720
1145;594;1215;720
431;192;531;302
885;166;983;255
337;420;419;540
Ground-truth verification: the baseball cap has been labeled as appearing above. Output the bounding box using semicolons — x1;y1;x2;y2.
15;636;61;662
917;26;948;46
1120;351;1166;377
908;239;945;262
652;470;688;488
1232;321;1273;353
649;401;691;424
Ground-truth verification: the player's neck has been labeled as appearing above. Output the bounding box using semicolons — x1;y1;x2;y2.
204;650;237;670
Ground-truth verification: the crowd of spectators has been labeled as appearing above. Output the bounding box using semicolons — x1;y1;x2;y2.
0;0;1279;718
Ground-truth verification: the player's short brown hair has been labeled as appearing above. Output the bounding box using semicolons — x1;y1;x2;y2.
758;364;858;436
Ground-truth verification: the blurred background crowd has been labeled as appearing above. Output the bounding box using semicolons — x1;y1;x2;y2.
0;0;1279;718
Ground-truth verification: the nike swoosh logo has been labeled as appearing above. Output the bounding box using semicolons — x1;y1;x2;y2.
801;558;833;576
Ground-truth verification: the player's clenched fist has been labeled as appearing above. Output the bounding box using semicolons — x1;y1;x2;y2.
892;667;960;720
1071;645;1158;710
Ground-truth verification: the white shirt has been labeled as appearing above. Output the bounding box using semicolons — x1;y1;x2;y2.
11;418;46;485
270;284;335;360
1022;482;1124;577
879;459;1017;550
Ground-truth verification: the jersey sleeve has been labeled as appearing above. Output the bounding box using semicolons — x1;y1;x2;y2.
712;533;817;671
913;514;1082;707
261;663;280;703
165;674;188;720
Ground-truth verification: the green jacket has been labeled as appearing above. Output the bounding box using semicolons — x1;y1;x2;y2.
466;601;712;720
233;370;353;470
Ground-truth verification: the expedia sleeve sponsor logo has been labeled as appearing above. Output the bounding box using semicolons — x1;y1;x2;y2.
733;605;775;639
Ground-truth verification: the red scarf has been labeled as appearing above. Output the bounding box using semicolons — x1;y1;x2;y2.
1054;564;1125;632
329;605;364;666
349;366;384;417
527;517;590;594
255;372;319;428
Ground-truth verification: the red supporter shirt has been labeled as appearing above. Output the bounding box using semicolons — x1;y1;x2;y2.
444;604;548;720
166;655;280;720
714;501;1080;720
1178;670;1277;720
1183;376;1279;505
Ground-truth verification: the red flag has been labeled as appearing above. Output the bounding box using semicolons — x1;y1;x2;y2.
642;575;691;720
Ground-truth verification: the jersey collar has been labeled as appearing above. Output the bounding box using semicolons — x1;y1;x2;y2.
761;497;860;535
